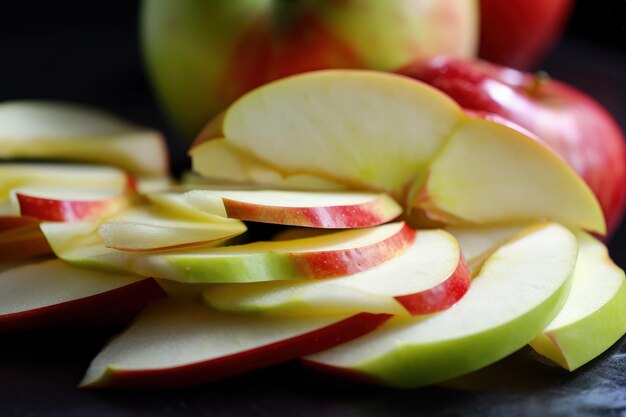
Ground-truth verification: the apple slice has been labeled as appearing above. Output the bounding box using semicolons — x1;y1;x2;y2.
0;259;167;332
0;163;132;205
0;100;169;176
529;231;626;370
303;223;577;388
0;215;41;232
98;206;247;251
0;225;51;261
43;221;414;283
197;70;463;197
10;186;129;222
413;116;605;233
80;298;390;389
202;229;469;316
147;189;401;228
190;138;347;191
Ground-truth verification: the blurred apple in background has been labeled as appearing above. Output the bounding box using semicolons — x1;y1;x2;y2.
141;0;478;142
478;0;573;70
398;56;626;235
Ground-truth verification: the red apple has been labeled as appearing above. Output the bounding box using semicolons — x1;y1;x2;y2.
479;0;573;69
398;56;626;234
141;0;478;141
0;224;51;262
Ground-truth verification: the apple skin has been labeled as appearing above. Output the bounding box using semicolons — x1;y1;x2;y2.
398;56;626;235
478;0;573;70
16;192;127;222
141;0;478;140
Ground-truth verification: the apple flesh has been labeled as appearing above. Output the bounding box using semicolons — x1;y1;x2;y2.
98;206;247;252
303;223;577;388
398;56;626;234
0;259;167;332
203;229;470;316
0;100;169;176
147;189;402;228
479;0;572;69
80;298;390;388
43;220;415;283
142;0;478;141
189;139;347;191
530;231;626;370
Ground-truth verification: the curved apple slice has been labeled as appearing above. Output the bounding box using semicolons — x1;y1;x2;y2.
148;189;401;228
206;70;463;196
98;206;247;251
80;299;389;389
190;139;347;191
0;163;132;204
132;222;415;283
303;223;577;388
0;259;167;332
414;116;605;234
530;231;626;370
11;187;128;222
0;100;168;176
0;224;51;261
202;229;469;316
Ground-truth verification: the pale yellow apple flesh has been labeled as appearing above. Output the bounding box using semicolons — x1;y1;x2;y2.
202;229;469;316
98;206;246;251
530;231;626;370
147;189;402;228
0;101;169;176
304;223;577;388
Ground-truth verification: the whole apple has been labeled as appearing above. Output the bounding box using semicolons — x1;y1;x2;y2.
479;0;573;69
141;0;478;141
397;56;626;235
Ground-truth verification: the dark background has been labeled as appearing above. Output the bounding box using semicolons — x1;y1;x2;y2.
0;2;625;416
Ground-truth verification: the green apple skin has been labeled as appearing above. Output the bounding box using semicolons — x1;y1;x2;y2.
530;232;626;371
141;0;478;140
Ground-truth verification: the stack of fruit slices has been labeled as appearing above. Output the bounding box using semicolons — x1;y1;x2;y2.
1;71;624;389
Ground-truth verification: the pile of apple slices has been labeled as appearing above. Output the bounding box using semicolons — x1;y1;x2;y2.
2;71;625;389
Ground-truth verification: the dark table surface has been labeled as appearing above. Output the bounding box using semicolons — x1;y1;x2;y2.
1;3;626;417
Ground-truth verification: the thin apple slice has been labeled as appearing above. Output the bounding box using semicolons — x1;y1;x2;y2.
529;231;626;370
10;186;129;222
0;163;132;204
0;100;169;176
414;116;605;234
44;220;414;283
190;139;347;191
202;229;469;316
80;298;390;389
0;225;51;261
198;70;463;197
147;189;402;228
303;223;577;388
0;215;41;232
98;206;247;251
0;259;167;332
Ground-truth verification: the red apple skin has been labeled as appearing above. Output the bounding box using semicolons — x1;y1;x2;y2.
16;193;127;222
87;312;390;389
398;57;626;235
0;228;51;261
222;195;400;228
0;278;168;332
479;0;573;70
0;216;41;232
396;255;470;315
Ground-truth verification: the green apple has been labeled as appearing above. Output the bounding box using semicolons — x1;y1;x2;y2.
529;231;626;370
80;298;390;388
141;0;478;140
303;223;577;388
0;101;169;176
147;189;402;228
202;229;470;316
193;70;604;233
